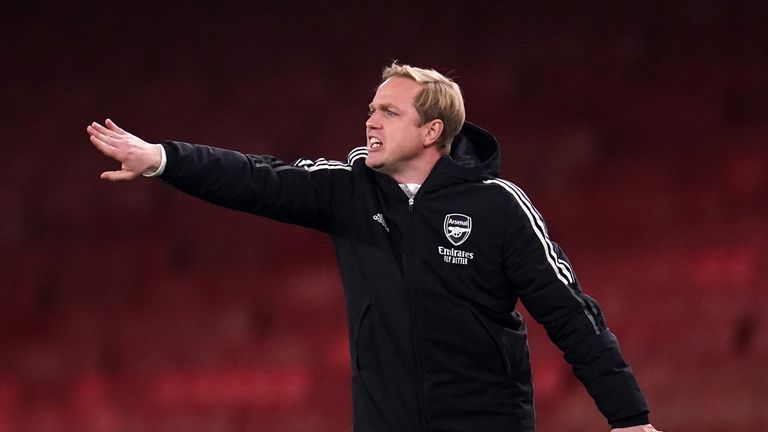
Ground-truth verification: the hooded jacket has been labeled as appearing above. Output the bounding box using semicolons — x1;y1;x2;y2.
159;122;649;431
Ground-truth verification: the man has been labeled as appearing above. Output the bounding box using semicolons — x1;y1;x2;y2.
87;63;661;431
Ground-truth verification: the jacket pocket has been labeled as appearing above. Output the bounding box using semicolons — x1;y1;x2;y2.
468;306;513;377
500;312;531;383
353;302;372;372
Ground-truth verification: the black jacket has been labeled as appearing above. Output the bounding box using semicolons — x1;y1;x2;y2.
159;122;649;431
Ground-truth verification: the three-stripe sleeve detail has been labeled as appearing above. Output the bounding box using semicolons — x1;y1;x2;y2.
347;147;368;165
307;158;352;172
289;147;368;173
484;179;600;334
489;179;575;283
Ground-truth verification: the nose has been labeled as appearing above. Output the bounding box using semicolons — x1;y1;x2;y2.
365;112;381;129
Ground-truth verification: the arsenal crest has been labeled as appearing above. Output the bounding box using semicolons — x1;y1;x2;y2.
444;213;472;246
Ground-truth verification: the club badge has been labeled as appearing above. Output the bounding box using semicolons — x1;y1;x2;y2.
444;213;472;246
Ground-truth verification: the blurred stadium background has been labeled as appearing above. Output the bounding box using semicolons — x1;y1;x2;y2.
1;1;766;431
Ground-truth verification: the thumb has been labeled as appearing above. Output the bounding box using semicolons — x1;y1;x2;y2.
100;170;140;181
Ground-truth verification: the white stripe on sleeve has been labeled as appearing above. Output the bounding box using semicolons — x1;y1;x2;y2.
485;179;599;334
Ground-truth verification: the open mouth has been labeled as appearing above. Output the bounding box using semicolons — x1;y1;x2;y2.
368;136;382;150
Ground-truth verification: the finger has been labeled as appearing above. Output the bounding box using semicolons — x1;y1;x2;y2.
90;121;109;134
106;118;126;134
91;121;120;138
89;135;120;159
88;126;118;147
100;170;139;181
87;125;117;146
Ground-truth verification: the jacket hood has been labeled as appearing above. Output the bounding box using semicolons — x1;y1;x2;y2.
448;121;501;179
416;121;500;192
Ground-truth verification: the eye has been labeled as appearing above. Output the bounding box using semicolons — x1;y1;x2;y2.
385;110;397;117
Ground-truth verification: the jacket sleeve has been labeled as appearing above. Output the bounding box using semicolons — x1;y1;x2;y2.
158;140;353;233
502;190;650;428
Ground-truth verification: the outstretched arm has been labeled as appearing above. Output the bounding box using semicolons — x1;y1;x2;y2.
87;119;163;181
88;118;356;232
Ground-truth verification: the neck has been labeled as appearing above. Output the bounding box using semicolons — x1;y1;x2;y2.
388;152;442;184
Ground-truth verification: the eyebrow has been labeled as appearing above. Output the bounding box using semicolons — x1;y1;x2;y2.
368;102;398;111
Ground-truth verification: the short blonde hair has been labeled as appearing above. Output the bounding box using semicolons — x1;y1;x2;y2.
381;62;465;152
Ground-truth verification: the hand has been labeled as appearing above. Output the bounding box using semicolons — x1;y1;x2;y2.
611;425;662;432
87;119;162;181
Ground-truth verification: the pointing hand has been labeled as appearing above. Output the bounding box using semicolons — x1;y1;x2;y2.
87;119;162;181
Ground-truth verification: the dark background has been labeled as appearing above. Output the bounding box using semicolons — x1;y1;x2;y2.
1;1;766;431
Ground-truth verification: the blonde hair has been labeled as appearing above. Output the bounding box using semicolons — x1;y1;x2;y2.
381;62;465;152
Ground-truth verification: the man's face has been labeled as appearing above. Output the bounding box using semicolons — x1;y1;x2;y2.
365;77;429;178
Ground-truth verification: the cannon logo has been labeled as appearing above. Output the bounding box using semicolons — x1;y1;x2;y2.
443;213;472;246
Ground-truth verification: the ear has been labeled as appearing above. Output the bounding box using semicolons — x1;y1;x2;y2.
422;119;444;147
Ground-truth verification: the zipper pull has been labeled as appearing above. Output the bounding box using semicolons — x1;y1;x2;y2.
408;197;414;213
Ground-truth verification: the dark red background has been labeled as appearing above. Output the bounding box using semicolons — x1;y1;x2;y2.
1;1;766;431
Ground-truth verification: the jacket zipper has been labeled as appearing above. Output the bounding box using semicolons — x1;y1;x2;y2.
404;194;429;430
